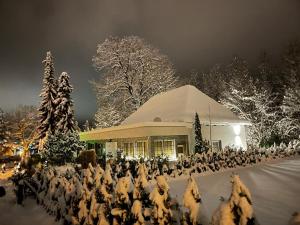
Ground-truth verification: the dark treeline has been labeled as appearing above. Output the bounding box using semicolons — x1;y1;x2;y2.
186;40;300;147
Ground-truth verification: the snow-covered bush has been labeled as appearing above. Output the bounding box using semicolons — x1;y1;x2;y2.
41;131;84;165
77;149;97;169
18;141;299;225
211;174;256;225
182;176;201;225
112;175;133;224
150;175;173;225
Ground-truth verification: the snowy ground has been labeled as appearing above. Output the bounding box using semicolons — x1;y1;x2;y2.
169;157;300;225
0;158;299;225
0;170;59;225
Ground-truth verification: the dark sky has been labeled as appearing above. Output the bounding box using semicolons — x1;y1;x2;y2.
0;0;300;122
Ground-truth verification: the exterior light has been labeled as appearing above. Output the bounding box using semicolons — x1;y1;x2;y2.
235;136;243;148
233;125;241;135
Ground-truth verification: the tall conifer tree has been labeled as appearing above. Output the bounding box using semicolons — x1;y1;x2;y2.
194;112;204;153
38;51;57;147
54;72;76;133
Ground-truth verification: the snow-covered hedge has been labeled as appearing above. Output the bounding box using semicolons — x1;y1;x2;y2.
30;161;261;225
114;140;299;180
32;163;181;224
20;141;299;224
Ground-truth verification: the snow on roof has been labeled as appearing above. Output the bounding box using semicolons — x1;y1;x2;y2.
122;85;250;125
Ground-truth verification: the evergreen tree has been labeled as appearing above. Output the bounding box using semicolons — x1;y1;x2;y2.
54;72;76;134
38;51;57;147
211;174;256;225
150;176;173;225
112;175;133;224
42;131;84;165
194;112;204;153
182;176;201;225
134;163;151;207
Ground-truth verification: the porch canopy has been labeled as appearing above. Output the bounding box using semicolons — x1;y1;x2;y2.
79;122;191;141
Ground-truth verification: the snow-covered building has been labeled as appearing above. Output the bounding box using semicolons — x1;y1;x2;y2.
80;85;250;159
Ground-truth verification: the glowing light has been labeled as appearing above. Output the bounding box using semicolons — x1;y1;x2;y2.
235;136;243;148
233;125;241;135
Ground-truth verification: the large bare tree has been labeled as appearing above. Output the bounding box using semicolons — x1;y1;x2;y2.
92;36;178;128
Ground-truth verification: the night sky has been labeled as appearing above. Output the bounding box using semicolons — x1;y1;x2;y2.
0;0;300;122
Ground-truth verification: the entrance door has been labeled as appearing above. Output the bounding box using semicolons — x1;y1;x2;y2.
176;144;186;157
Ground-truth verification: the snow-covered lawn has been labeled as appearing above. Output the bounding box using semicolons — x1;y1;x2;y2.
0;171;59;225
0;158;299;225
169;157;300;225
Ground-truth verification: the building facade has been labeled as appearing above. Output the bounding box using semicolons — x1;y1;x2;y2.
80;85;249;159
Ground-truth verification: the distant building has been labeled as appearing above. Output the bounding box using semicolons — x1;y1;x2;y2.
80;85;249;159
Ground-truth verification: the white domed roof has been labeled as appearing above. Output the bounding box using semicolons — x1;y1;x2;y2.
122;85;249;125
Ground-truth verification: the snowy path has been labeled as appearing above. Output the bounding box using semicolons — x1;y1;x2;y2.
169;158;300;225
0;172;59;225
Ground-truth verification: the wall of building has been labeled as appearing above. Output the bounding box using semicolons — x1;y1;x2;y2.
201;124;247;149
82;123;248;158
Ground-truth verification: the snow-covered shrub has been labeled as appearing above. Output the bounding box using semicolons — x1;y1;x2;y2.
23;142;298;225
131;200;145;225
132;166;151;212
42;131;84;165
150;175;173;225
182;176;201;225
211;174;256;225
77;149;97;169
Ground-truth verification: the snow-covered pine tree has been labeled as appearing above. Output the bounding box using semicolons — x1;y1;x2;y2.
134;164;150;206
149;175;173;225
112;176;133;224
211;174;256;225
131;200;145;225
42;131;84;165
54;72;76;134
38;51;57;148
194;112;205;153
182;176;201;225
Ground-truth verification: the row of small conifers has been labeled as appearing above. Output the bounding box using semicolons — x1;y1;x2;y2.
18;161;256;225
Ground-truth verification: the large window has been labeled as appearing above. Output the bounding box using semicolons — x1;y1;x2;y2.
153;139;175;158
154;140;163;157
123;143;134;157
163;140;174;157
212;140;222;151
136;141;148;158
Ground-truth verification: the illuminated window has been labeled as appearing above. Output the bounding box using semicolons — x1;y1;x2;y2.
136;141;148;158
153;139;175;158
163;140;174;158
154;140;163;157
212;140;222;151
123;143;134;157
